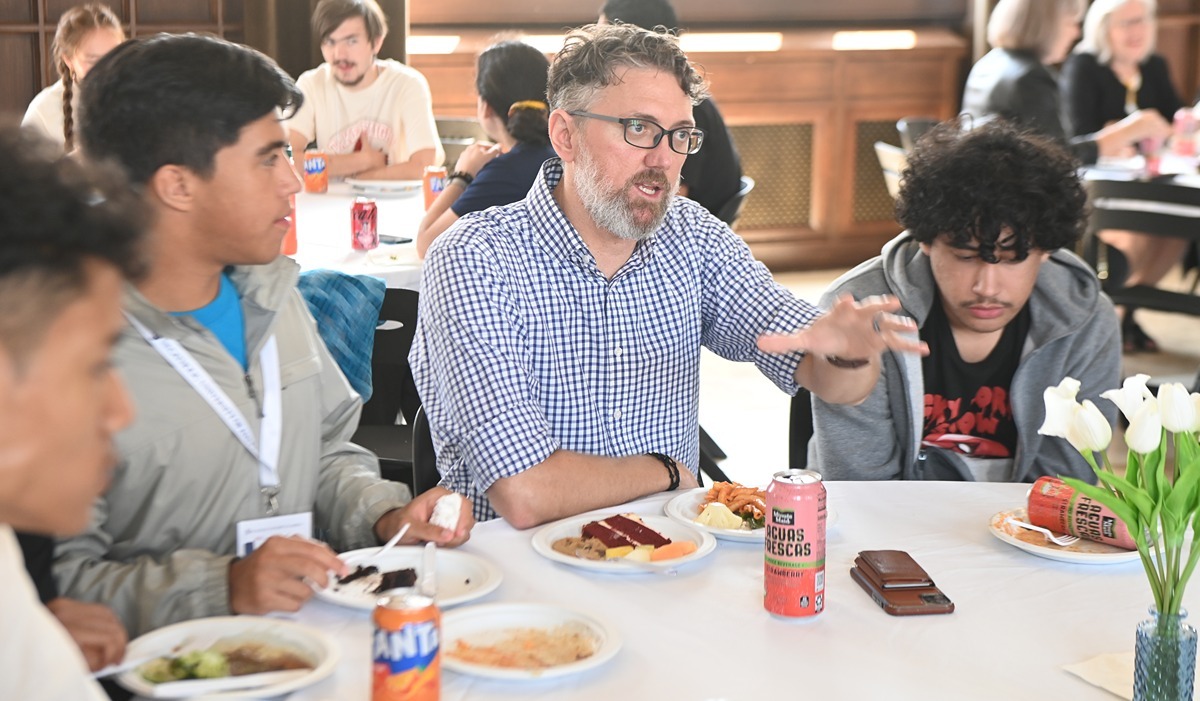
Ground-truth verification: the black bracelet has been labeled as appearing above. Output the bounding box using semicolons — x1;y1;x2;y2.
824;355;871;369
646;452;680;491
448;170;474;186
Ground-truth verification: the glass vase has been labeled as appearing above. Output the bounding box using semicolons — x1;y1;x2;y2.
1135;606;1198;701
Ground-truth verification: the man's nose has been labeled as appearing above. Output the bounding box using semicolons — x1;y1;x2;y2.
972;262;1000;297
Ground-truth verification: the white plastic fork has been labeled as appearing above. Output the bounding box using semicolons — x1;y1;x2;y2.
1005;517;1081;546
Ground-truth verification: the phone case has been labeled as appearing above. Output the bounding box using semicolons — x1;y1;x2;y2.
850;566;955;616
855;550;934;589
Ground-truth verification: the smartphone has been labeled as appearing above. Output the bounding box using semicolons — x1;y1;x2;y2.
379;234;412;244
850;566;955;616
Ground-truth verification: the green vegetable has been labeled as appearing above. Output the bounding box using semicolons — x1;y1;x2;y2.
741;512;765;530
139;658;177;684
141;649;230;683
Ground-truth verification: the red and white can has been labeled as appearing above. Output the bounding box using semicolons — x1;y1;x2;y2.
373;589;440;700
764;469;826;618
352;196;379;251
1173;107;1197;157
1027;476;1136;550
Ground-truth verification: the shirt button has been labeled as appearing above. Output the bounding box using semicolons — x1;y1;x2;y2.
614;347;623;357
613;408;623;420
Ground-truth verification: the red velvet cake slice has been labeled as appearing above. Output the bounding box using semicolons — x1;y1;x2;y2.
581;514;672;548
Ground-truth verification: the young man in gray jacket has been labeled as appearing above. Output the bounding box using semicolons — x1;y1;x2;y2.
54;34;471;637
810;121;1120;483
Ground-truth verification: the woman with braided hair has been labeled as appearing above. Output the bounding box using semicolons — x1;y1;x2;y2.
22;4;124;153
416;39;556;257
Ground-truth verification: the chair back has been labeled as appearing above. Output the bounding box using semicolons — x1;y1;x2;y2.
788;387;815;469
359;288;421;425
412;405;439;496
715;175;756;228
874;141;907;201
896;117;939;153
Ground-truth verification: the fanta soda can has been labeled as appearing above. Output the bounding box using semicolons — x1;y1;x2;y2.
423;165;447;210
303;150;328;194
373;589;440;700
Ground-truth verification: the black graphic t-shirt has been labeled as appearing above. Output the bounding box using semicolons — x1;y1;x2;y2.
920;298;1031;469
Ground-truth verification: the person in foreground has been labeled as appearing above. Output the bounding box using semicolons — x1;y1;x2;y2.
599;0;743;217
416;40;556;257
0;124;143;699
961;0;1169;164
809;121;1120;483
410;24;926;528
286;0;442;180
55;34;471;638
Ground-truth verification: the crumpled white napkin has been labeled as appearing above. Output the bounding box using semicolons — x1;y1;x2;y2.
1064;652;1200;699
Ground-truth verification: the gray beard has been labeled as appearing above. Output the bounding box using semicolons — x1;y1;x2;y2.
574;148;675;241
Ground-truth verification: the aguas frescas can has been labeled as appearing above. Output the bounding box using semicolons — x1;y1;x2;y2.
764;469;827;618
373;589;440;701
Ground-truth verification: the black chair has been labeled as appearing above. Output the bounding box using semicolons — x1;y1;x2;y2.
896;116;939;153
353;288;421;489
788;387;815;470
411;405;440;496
715;175;756;228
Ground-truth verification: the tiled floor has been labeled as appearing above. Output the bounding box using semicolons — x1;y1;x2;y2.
700;267;1200;487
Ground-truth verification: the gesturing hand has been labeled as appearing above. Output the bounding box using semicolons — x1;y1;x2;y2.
46;598;127;672
757;294;928;359
228;535;348;616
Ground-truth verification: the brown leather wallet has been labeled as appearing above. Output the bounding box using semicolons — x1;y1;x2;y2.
855;549;934;589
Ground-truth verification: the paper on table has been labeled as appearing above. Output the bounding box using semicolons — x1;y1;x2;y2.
1063;652;1200;699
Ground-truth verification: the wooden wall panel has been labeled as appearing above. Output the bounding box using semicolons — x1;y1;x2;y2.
0;34;37;121
0;1;35;23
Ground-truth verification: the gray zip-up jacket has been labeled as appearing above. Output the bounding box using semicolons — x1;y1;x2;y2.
810;233;1119;483
54;258;411;636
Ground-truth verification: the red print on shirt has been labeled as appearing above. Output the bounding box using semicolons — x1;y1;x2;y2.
923;386;1011;457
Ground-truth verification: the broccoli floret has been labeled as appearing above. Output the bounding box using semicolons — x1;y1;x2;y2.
139;657;179;683
170;649;230;679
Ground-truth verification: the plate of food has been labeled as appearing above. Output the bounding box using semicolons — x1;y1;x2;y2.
317;545;502;610
344;178;422;197
116;616;337;698
531;513;715;573
442;603;621;680
664;483;838;542
988;507;1141;565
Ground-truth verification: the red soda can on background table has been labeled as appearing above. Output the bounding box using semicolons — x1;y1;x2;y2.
1173;107;1197;157
423;165;447;210
373;589;440;700
764;469;827;618
352;196;379;251
303;150;328;193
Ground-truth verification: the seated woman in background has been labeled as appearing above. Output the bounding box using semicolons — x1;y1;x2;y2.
1061;0;1186;352
416;40;556;258
961;0;1170;165
22;3;124;153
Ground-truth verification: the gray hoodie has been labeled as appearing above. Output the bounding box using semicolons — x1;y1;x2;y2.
810;233;1119;483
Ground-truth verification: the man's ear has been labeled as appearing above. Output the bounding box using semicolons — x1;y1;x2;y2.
148;165;196;214
918;241;931;257
548;109;578;163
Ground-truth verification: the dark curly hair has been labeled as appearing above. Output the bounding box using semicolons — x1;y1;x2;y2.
79;34;303;186
896;119;1087;262
0;124;145;365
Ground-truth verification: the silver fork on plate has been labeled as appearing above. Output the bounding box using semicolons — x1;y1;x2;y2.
1005;517;1081;546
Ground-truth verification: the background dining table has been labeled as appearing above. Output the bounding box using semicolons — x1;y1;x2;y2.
284;480;1186;701
288;182;426;291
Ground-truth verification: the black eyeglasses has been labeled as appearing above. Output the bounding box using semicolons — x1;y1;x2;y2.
568;111;705;155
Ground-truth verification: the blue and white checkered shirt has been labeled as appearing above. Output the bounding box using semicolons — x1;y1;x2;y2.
410;159;820;521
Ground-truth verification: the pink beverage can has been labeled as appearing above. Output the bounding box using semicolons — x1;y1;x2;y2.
764;469;827;618
352;197;379;251
1173;108;1197;157
1027;476;1137;550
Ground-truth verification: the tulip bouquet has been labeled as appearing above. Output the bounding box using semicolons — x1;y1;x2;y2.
1039;374;1200;617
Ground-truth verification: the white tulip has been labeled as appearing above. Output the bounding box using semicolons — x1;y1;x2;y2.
1065;399;1113;453
1102;374;1154;423
1159;383;1197;434
1126;398;1163;455
1039;377;1083;440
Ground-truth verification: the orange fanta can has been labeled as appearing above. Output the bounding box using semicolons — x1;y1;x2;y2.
422;165;447;210
303;150;328;193
373;590;440;700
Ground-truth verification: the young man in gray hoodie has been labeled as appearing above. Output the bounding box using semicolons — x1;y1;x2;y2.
810;120;1119;483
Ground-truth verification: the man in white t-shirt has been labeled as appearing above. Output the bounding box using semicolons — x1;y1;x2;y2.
0;125;143;700
287;0;443;179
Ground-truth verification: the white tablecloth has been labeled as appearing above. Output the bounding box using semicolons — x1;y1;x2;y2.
284;481;1179;700
289;183;425;290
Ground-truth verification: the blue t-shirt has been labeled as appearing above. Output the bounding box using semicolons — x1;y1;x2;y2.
170;273;247;369
451;142;557;217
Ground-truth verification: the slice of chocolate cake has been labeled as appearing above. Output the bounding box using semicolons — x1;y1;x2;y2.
581;514;671;548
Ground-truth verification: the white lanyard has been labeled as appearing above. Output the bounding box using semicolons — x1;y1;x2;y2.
125;313;284;514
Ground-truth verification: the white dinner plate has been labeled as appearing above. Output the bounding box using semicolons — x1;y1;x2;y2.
442;603;621;680
663;487;839;542
317;546;502;609
116;616;337;698
988;507;1141;565
344;178;422;196
530;514;716;573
